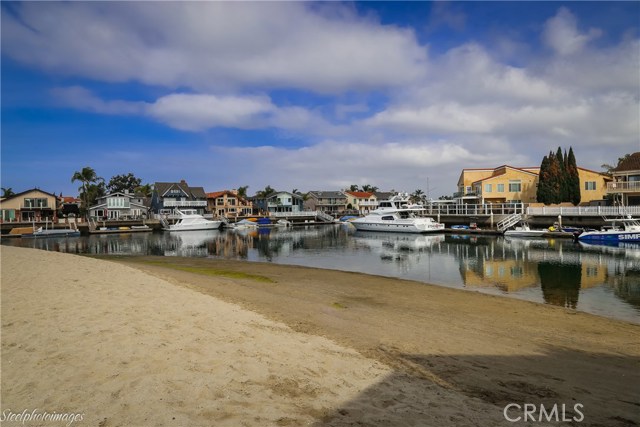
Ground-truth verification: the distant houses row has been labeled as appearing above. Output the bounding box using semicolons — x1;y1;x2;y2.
1;154;639;223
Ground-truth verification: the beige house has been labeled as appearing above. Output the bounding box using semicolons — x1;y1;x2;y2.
607;152;640;206
206;190;253;218
343;191;377;214
456;165;610;205
0;188;59;222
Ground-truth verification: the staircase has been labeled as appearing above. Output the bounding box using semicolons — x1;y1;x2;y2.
497;213;522;232
158;215;170;230
315;211;336;223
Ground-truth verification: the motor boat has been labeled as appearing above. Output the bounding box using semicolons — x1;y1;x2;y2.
163;210;222;231
503;221;547;238
577;216;640;243
351;193;444;234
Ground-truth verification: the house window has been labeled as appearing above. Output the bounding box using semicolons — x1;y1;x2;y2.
217;199;225;205
508;180;522;192
24;198;48;208
584;181;596;191
484;184;492;193
497;184;505;192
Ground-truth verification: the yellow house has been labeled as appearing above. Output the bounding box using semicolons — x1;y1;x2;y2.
343;191;377;214
456;165;610;205
0;188;59;222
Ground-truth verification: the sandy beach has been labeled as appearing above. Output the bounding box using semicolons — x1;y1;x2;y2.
2;246;639;426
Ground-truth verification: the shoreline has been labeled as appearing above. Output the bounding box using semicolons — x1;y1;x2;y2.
2;247;639;426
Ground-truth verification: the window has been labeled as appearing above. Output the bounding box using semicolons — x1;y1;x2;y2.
381;216;394;221
24;198;48;208
484;184;492;193
497;184;505;192
584;181;596;191
508;180;522;192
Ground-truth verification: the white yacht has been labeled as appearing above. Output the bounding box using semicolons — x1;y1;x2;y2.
351;193;444;234
164;210;222;231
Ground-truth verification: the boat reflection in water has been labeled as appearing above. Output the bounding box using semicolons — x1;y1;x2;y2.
3;225;639;323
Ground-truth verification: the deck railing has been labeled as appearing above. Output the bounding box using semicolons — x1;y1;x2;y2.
607;181;640;192
526;205;640;216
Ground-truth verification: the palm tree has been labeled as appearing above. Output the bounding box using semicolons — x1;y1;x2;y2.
1;187;15;198
237;185;249;199
134;183;153;197
71;167;103;217
410;189;425;204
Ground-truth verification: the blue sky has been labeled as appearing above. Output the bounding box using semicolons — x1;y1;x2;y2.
2;1;639;198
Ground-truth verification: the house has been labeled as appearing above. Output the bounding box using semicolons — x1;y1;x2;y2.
304;191;347;214
249;191;304;214
456;165;611;205
151;180;207;215
607;152;640;206
88;191;148;220
59;195;82;217
343;191;377;214
206;190;253;218
0;188;59;222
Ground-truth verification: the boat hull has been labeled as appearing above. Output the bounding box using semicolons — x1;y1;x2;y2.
351;220;444;234
22;230;81;238
578;230;640;243
165;221;222;232
503;230;547;238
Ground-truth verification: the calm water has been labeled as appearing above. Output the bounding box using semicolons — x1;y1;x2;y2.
3;224;639;324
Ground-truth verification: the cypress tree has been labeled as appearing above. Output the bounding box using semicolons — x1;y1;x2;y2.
547;151;562;204
567;147;581;205
537;155;550;204
556;146;568;202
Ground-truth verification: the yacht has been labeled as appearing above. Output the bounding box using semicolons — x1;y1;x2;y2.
351;193;444;234
163;210;222;231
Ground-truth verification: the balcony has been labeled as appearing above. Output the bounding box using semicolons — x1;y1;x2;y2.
358;201;378;206
453;191;480;199
607;181;640;193
163;200;207;207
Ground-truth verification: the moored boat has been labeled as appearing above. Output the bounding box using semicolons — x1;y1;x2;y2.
164;210;222;231
503;221;547;238
351;193;444;234
577;216;640;243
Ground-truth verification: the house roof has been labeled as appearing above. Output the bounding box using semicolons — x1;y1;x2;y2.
155;181;206;199
613;152;640;173
206;190;239;199
0;188;59;202
269;191;303;200
345;191;374;198
468;165;539;185
61;196;81;204
308;191;346;199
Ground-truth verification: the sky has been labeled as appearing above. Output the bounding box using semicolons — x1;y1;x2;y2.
1;1;639;199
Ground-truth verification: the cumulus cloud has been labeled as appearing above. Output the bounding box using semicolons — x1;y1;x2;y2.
542;7;602;56
2;2;427;93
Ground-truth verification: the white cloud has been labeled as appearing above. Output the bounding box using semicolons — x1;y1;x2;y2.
542;7;602;56
145;93;274;131
2;2;428;93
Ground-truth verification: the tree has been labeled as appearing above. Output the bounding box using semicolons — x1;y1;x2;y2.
71;167;103;216
537;154;551;204
410;189;425;204
361;184;378;192
556;146;569;202
257;185;276;199
237;186;249;199
134;183;153;197
566;147;581;205
107;173;142;194
349;184;359;192
601;154;631;175
1;187;15;198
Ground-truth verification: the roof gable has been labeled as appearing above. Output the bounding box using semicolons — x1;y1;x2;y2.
613;152;640;173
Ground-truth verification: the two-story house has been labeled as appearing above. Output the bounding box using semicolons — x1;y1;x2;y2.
607;152;640;206
151;180;207;215
343;191;377;214
207;190;253;218
456;165;610;206
304;191;347;214
88;191;148;220
0;188;59;222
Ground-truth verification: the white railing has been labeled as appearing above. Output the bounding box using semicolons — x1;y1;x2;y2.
163;200;207;207
526;205;640;216
607;181;640;192
424;203;527;216
271;211;315;217
358;201;378;206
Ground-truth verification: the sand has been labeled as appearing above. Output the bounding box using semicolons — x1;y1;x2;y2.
2;246;639;427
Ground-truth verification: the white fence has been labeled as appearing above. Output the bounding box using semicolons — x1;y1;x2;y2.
526;205;640;217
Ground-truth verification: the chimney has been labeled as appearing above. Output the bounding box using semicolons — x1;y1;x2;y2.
180;179;187;184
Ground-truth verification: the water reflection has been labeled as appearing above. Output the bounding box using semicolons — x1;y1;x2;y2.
3;225;639;323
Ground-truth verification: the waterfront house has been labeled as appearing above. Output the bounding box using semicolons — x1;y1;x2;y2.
151;180;207;215
88;191;148;220
607;152;640;206
0;188;59;222
250;191;304;215
456;165;611;206
343;191;378;214
304;191;347;214
206;190;253;218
